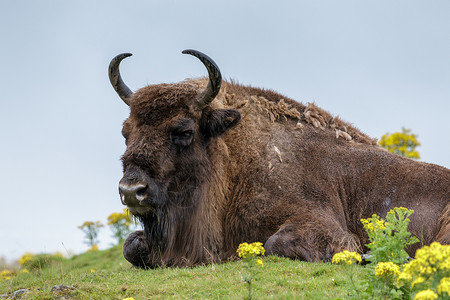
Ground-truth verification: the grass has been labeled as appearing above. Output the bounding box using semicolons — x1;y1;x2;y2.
0;244;368;299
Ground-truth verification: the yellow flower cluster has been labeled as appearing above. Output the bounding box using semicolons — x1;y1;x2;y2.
88;244;99;252
375;262;400;278
255;259;264;267
331;250;362;265
437;277;450;296
78;221;93;228
398;242;450;298
53;251;64;258
1;268;29;281
107;209;132;226
400;242;449;281
237;242;265;259
378;128;421;159
77;221;104;229
1;269;14;281
387;206;413;215
386;207;413;223
411;276;426;287
413;289;438;300
18;253;34;266
360;215;387;233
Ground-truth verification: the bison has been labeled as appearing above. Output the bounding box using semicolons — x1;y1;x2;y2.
108;49;450;268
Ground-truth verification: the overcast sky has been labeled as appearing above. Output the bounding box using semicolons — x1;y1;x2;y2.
1;1;449;261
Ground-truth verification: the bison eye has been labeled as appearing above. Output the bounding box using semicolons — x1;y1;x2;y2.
171;129;194;146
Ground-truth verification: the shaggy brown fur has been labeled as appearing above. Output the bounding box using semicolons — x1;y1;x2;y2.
119;78;450;268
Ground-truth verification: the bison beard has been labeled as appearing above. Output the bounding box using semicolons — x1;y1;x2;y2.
125;171;230;269
110;50;450;269
123;184;207;268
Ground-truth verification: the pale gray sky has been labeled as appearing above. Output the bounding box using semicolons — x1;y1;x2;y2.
1;1;449;261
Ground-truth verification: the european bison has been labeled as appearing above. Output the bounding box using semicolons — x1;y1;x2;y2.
108;49;450;268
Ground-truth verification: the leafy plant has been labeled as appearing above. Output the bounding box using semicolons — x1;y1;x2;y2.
331;251;370;298
373;261;404;299
361;207;419;299
333;207;421;299
236;242;265;299
107;209;134;244
361;207;419;265
78;221;103;250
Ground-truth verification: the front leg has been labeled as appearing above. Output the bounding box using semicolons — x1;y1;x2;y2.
123;230;151;268
264;217;361;262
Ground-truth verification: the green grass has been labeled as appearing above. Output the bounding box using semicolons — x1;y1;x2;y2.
0;245;368;299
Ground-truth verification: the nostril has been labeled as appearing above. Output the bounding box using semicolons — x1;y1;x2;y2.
119;183;148;205
135;185;148;201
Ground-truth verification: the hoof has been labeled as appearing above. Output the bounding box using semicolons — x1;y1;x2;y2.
123;231;151;268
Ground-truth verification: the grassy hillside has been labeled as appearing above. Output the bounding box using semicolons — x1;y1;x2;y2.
0;244;367;299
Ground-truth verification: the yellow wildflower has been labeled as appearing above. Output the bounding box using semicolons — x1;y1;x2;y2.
375;262;400;278
236;242;265;259
88;244;99;252
122;298;135;300
387;206;412;214
438;277;450;295
78;221;94;228
398;242;450;291
20;269;29;274
108;209;132;225
1;269;14;280
78;221;103;229
413;289;438;300
53;251;64;258
379;128;421;159
18;253;33;266
411;276;426;287
360;215;387;233
255;259;264;267
331;250;362;265
90;269;96;273
107;212;121;225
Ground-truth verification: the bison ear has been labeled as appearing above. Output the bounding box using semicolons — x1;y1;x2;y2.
200;108;241;138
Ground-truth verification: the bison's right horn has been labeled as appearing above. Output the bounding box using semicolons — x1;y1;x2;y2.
182;49;222;110
109;53;134;106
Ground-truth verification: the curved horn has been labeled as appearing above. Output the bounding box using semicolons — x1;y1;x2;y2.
109;53;134;105
182;49;222;110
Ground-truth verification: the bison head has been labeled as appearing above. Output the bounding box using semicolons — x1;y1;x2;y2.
109;50;241;218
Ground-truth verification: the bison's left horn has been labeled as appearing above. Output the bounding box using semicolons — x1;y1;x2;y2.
182;49;222;110
109;53;134;106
